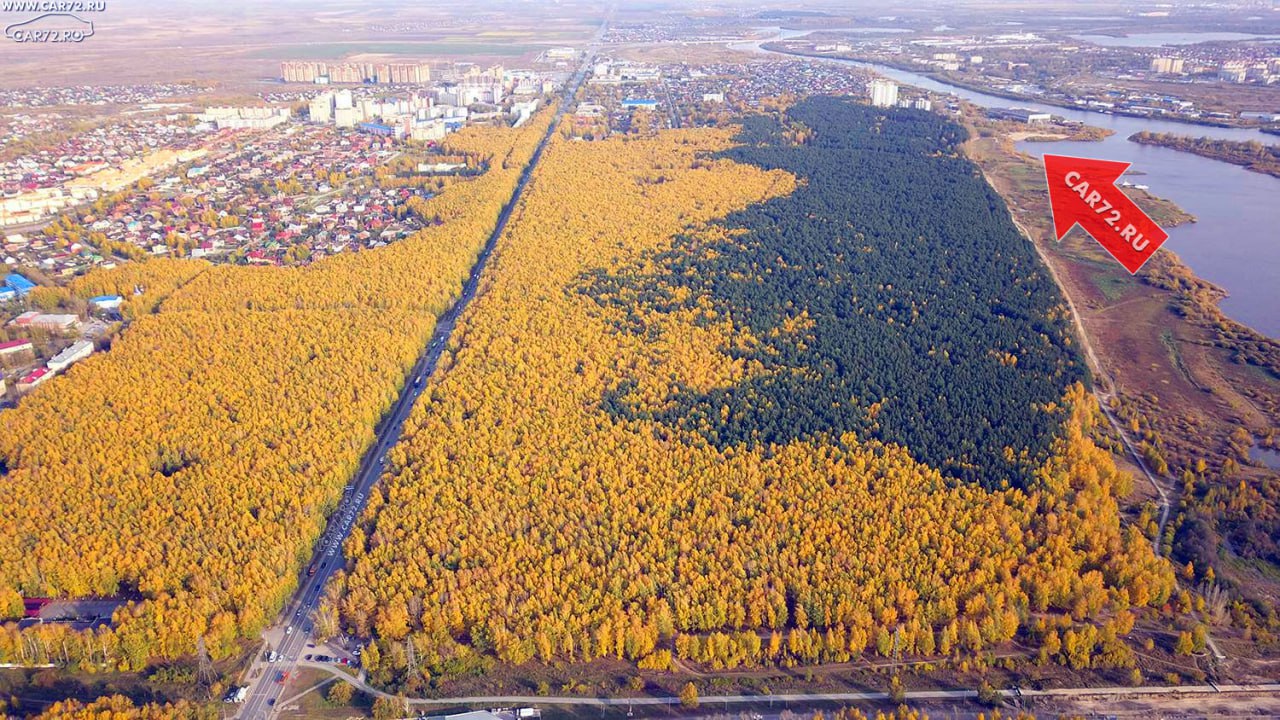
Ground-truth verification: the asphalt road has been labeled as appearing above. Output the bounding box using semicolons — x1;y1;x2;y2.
234;29;602;720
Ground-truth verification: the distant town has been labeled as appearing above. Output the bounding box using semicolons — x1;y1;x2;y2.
774;30;1280;126
0;59;567;406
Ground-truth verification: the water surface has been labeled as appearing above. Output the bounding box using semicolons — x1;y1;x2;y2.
1071;32;1280;47
1251;444;1280;470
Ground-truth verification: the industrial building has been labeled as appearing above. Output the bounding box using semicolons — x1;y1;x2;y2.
88;295;124;310
17;367;51;393
357;122;395;137
5;273;35;297
11;311;78;333
0;338;35;366
47;340;93;372
987;107;1053;124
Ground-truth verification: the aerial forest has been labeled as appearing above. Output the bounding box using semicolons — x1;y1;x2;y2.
589;98;1087;488
337;100;1173;692
0;111;554;669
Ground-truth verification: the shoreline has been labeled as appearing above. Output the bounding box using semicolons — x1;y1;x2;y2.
976;126;1277;365
1128;131;1280;180
964;121;1279;466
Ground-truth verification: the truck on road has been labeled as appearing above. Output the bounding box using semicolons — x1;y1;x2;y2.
223;686;248;703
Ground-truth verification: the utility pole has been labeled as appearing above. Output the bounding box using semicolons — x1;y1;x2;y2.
405;635;419;680
196;636;217;697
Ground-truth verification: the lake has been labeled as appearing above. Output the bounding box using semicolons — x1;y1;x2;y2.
734;29;1280;338
1071;32;1280;47
1251;444;1280;470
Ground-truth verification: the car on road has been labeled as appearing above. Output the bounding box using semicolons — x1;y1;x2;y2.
275;671;289;684
285;625;293;635
223;686;249;703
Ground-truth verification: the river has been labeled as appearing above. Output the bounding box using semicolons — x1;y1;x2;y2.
731;29;1280;338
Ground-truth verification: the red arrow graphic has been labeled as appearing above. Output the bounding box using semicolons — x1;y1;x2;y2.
1043;154;1169;274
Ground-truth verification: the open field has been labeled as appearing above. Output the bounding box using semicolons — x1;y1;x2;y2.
249;42;543;60
0;0;600;88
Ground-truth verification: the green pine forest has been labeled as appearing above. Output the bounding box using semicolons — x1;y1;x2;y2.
587;97;1086;488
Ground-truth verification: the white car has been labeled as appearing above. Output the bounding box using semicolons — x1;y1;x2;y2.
285;625;293;635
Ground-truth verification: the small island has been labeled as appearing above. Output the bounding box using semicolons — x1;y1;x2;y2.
1129;131;1280;179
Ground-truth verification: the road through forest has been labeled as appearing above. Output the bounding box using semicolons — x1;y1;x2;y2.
234;21;607;720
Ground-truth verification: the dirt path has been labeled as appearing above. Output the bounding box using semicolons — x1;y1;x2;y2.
290;662;1280;711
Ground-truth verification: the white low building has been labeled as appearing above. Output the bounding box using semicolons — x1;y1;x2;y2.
47;340;93;372
89;294;124;310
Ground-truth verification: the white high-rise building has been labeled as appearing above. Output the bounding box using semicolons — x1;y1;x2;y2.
309;92;334;123
334;106;358;129
869;79;899;108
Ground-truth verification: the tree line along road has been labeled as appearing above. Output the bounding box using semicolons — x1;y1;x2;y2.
233;21;607;720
